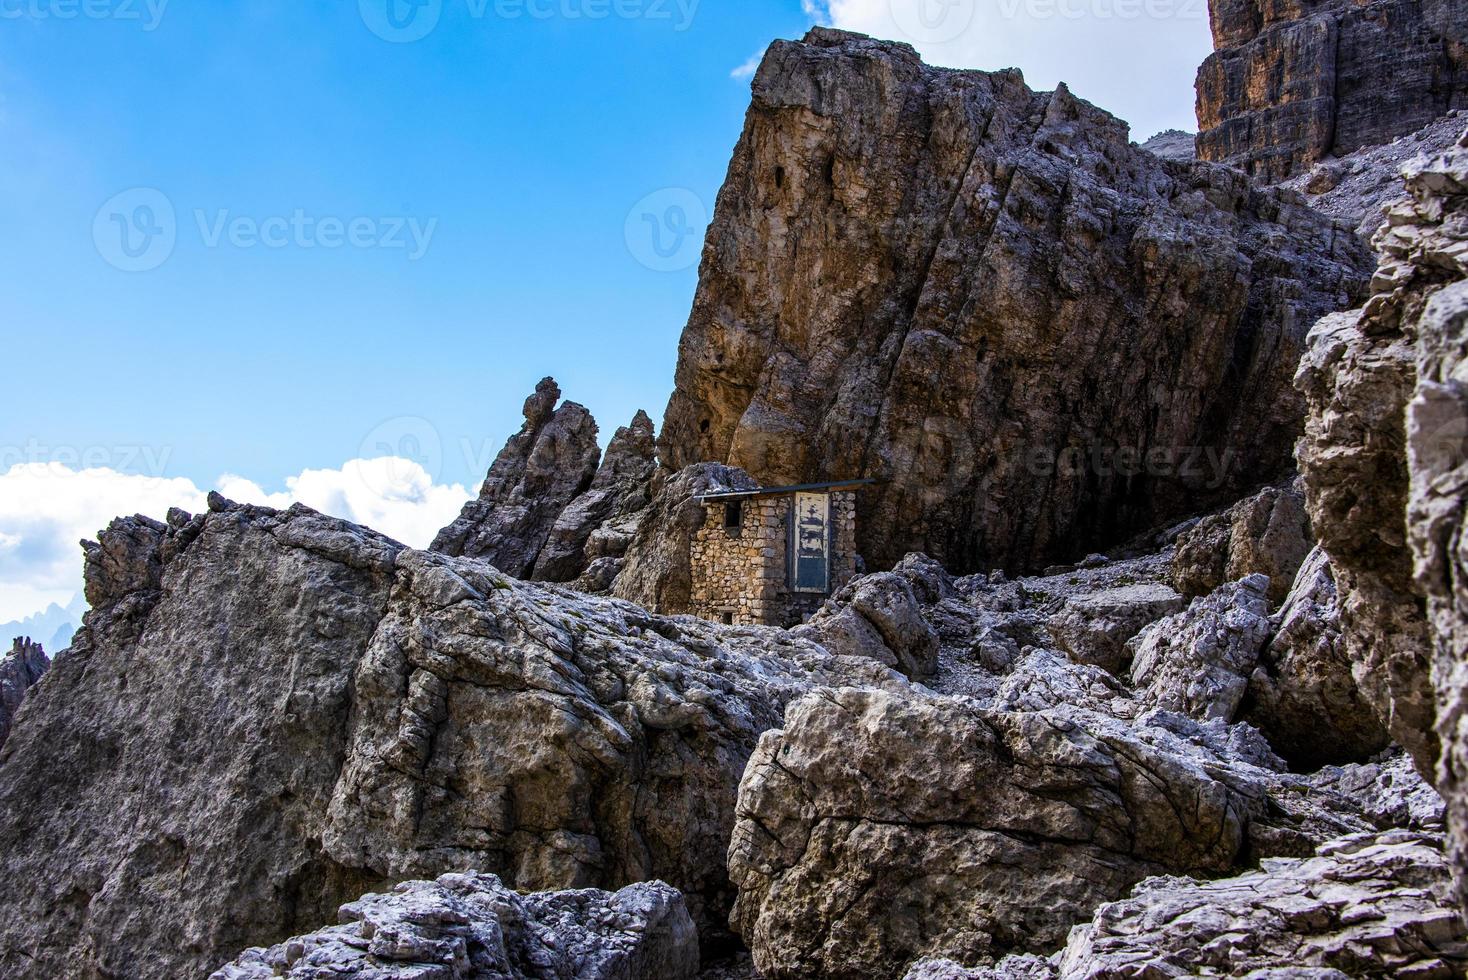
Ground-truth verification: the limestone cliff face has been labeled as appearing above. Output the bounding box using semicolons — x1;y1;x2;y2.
1196;0;1468;181
658;29;1370;576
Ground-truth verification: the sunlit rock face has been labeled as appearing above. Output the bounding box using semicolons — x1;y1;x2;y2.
659;28;1369;576
1196;0;1468;181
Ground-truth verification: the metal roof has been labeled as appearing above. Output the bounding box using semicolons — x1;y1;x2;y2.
695;478;881;504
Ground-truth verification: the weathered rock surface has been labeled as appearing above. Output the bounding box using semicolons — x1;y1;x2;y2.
212;873;699;980
0;497;905;978
659;28;1369;576
1128;574;1274;721
1170;484;1312;605
1243;547;1390;769
793;572;940;679
0;501;402;980
1004;832;1468;979
1284;111;1468;238
909;824;1461;980
532;410;658;583
1138;128;1195;162
1400;140;1468;910
728;687;1381;979
904;957;1048;980
431;378;603;580
1046;582;1184;675
611;463;758;614
1308;750;1445;832
1196;0;1468;180
0;637;48;749
1296;132;1468;777
322;547;903;938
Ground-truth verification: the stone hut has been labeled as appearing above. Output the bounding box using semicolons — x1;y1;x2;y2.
688;480;871;628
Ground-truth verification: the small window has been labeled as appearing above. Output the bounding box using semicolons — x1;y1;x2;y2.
721;612;735;626
724;500;743;530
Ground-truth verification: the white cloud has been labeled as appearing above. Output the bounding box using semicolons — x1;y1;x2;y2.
806;0;1213;140
0;459;470;623
731;50;766;80
217;458;469;552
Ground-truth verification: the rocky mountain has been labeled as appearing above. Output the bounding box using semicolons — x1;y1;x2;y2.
0;592;85;653
1283;110;1468;238
1138;128;1195;162
0;637;48;749
5;20;1468;980
1195;0;1468;181
0;485;1446;979
434;378;659;588
658;29;1370;576
0;495;906;977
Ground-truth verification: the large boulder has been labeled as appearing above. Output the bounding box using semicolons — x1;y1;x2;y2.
1170;484;1313;606
432;378;603;579
0;501;403;980
657;28;1369;575
1402;149;1468;909
793;572;940;680
1243;547;1391;769
0;637;48;749
728;687;1379;979
1195;0;1468;181
212;873;699;980
1296;133;1468;779
925;831;1468;979
1046;582;1185;675
0;497;904;978
1127;575;1274;722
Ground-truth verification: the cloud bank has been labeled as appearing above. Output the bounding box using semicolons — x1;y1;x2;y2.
803;0;1213;140
0;460;470;623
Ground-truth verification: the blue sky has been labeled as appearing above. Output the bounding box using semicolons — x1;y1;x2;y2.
0;0;1213;621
